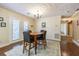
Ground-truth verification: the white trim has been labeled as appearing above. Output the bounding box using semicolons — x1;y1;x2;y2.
47;39;61;42
0;39;22;48
73;40;79;46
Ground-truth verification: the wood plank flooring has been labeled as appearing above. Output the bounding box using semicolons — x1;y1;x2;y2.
0;41;22;56
61;36;79;56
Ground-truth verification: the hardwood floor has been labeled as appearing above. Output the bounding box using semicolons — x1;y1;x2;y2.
61;36;79;56
0;41;22;56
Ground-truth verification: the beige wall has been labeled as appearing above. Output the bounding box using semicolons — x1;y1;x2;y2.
68;23;73;36
0;7;35;47
72;11;79;40
35;16;61;41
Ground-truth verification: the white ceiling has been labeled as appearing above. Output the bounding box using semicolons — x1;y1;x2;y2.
0;3;79;18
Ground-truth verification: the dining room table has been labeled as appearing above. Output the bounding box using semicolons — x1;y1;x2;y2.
30;32;43;54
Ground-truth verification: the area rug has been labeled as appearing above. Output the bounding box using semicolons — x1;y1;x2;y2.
5;40;61;56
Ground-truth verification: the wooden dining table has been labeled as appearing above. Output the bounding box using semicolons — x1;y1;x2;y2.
30;32;43;54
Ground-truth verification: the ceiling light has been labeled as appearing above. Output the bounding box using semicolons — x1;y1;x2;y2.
34;10;42;19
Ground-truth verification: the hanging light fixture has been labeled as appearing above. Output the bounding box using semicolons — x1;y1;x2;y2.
34;10;42;19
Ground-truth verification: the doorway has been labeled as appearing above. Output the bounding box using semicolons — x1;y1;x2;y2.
61;17;73;42
60;17;74;56
67;21;73;42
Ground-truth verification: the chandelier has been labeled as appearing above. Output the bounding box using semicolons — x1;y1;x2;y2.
34;10;42;19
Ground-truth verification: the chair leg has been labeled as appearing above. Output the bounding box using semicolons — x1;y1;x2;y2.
34;42;37;55
43;40;46;49
23;45;25;53
23;42;27;53
28;43;31;56
45;39;47;46
35;46;37;54
33;42;37;55
23;41;25;53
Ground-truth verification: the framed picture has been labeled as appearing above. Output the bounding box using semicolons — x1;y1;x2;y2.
42;22;46;28
1;22;6;27
0;17;4;21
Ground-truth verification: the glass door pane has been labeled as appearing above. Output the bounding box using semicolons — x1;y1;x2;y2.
12;19;20;40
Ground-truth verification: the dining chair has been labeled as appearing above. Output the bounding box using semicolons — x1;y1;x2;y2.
23;31;37;56
29;30;32;33
41;30;45;32
37;30;47;49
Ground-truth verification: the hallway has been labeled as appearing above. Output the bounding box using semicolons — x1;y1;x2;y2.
61;36;79;56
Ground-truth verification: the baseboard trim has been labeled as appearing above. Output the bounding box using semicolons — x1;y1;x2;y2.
47;39;61;42
0;40;23;48
73;40;79;46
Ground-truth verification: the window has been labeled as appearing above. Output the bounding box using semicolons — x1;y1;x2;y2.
12;19;20;40
24;22;29;31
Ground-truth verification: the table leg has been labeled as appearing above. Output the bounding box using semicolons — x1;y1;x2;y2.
34;35;37;54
